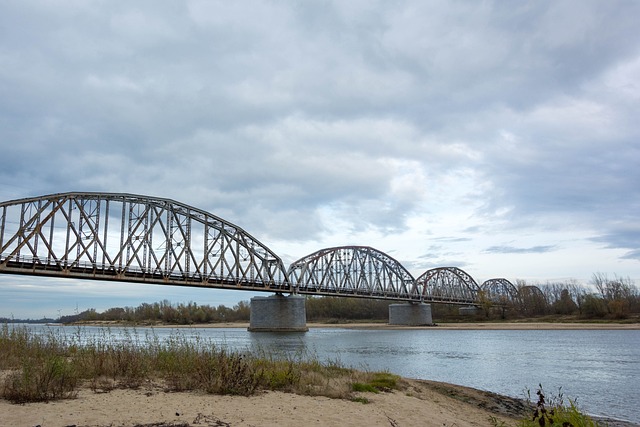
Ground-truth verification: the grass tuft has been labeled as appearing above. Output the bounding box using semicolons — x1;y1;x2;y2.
368;372;399;391
351;382;379;393
350;372;400;394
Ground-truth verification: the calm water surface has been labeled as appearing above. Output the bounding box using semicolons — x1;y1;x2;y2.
24;325;640;423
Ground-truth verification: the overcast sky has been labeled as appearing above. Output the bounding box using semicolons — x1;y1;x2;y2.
1;1;639;319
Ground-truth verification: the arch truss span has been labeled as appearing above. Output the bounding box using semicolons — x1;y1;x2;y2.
480;278;518;304
288;246;418;300
415;267;480;304
0;192;289;291
518;285;547;303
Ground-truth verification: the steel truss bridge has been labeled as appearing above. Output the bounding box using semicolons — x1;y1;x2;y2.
0;192;537;306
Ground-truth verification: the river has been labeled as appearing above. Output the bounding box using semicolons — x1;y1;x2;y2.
18;325;640;423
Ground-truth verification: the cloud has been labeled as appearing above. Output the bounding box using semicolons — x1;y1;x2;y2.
591;228;640;261
620;250;640;261
1;1;640;316
483;245;558;255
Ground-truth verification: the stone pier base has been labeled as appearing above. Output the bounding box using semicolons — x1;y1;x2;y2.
248;294;308;332
388;303;433;326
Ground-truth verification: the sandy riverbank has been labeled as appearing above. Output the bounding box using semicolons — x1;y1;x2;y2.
2;377;637;427
0;378;532;427
16;321;635;426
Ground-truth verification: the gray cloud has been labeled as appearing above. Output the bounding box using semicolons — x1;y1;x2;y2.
591;228;640;261
621;250;640;261
1;1;640;317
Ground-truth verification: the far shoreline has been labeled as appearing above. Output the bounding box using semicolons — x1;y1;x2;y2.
62;320;640;330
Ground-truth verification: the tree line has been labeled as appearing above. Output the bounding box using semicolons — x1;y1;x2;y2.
49;272;640;324
478;272;640;320
57;297;393;324
58;300;251;325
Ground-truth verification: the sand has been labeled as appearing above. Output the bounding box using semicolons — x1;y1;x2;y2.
0;378;533;427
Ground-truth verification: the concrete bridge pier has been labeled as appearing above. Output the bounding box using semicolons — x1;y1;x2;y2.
388;302;434;326
248;293;309;332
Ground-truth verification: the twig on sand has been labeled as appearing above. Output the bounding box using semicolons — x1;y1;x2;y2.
386;413;399;426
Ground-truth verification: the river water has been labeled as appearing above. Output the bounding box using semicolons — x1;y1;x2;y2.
19;325;640;423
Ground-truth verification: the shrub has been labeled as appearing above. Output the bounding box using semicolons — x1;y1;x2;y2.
608;299;630;319
2;356;78;403
581;295;607;319
518;385;599;427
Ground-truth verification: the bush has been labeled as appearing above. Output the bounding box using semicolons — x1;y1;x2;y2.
518;385;599;427
581;295;607;319
3;356;78;403
608;299;630;319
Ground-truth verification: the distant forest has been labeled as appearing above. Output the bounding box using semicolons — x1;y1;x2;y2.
3;273;639;325
50;297;395;325
0;317;56;324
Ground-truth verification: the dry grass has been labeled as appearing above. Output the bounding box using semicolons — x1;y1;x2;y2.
0;324;399;403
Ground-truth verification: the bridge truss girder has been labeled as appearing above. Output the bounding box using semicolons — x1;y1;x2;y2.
480;278;518;304
415;267;480;304
0;192;289;291
517;285;547;304
288;246;419;300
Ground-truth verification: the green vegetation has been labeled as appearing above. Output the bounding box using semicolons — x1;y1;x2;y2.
517;386;602;427
351;372;400;394
0;324;397;404
351;382;379;393
368;372;399;391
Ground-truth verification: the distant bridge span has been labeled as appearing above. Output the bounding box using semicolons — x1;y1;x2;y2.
288;246;482;304
288;246;417;299
1;192;517;306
